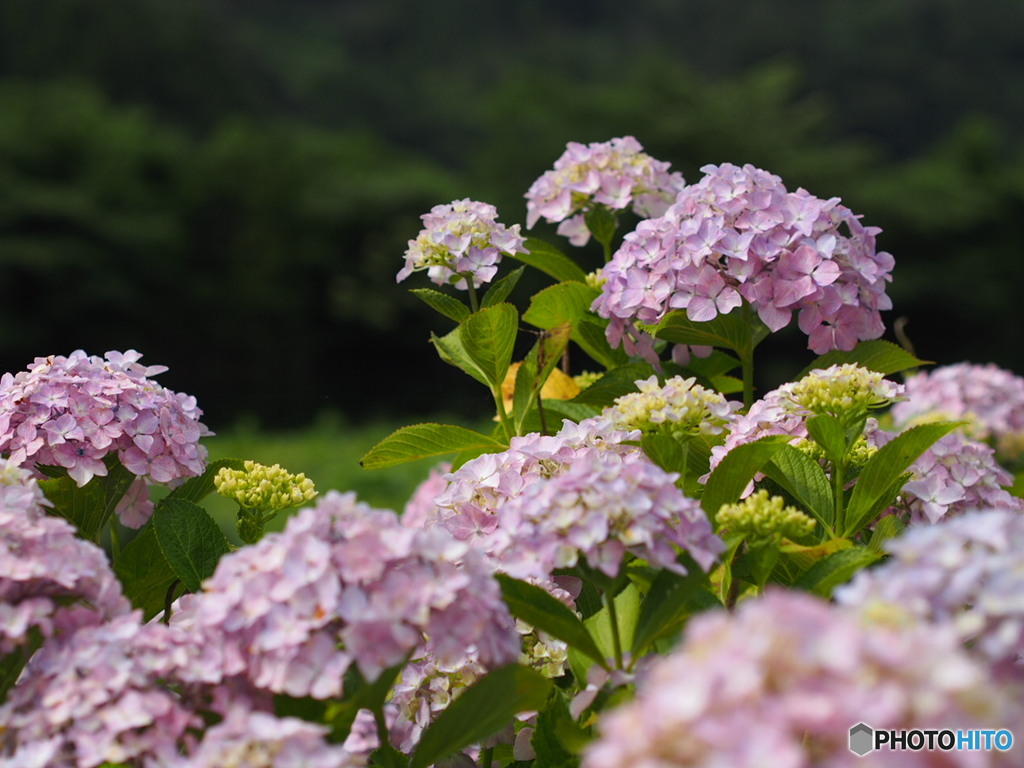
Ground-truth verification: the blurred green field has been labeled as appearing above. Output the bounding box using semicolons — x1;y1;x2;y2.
199;412;459;543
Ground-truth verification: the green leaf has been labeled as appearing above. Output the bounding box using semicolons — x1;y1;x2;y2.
631;559;712;655
459;303;519;389
165;458;246;505
843;422;960;536
805;414;849;465
410;665;553;768
700;436;792;523
523;281;599;330
761;444;835;529
38;455;136;542
360;423;506;469
640;434;689;477
796;339;930;380
513;323;573;434
114;523;178;620
571;318;629;369
583;583;640;662
152;498;231;593
532;691;589;766
410;288;471;323
646;307;769;356
568;362;653;408
867;514;906;553
794;546;882;597
515;238;589;284
584;206;617;248
497;575;608;669
482;265;526;308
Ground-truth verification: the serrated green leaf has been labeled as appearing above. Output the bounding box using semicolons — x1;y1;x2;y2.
805;414;848;465
152;498;231;593
114;524;178;620
360;423;506;470
632;558;712;655
584;206;617;249
794;546;882;597
583;583;640;662
568;362;654;408
165;458;246;505
640;434;689;477
523;281;599;330
796;339;930;380
432;327;489;387
514;238;589;283
678;349;741;379
532;692;588;766
843;421;960;536
410;288;471;323
410;665;553;768
646;307;770;356
38;455;136;542
700;436;792;523
497;575;608;669
571;318;629;369
482;265;526;307
762;444;835;530
540;399;601;424
867;514;906;553
459;303;519;389
513;323;573;434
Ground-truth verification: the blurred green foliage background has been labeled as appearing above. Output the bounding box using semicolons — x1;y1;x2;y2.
2;0;1023;433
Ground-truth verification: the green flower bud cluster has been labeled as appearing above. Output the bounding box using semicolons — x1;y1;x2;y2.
716;490;816;540
214;460;317;513
787;364;900;417
796;434;878;470
604;375;736;439
573;371;603;391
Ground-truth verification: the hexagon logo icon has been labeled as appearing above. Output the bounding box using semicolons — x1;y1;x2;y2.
849;722;874;757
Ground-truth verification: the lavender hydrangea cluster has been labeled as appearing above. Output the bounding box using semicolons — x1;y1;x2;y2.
524;136;686;246
0;460;128;656
592;163;894;359
838;508;1024;680
172;491;521;699
583;591;1020;768
397;199;527;290
0;349;210;526
891;363;1024;461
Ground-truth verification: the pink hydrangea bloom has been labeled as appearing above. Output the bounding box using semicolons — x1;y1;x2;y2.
838;508;1024;681
583;591;1020;768
172;491;520;699
0;350;210;527
0;460;129;655
525;136;686;246
891;363;1024;460
592;163;894;360
397;199;527;290
401;462;451;529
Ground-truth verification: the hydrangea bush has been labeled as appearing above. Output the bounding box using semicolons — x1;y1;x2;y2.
2;136;1023;767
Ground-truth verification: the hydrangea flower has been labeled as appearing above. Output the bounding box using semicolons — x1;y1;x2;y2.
397;199;527;290
525;136;686;246
583;591;1020;768
592;163;894;360
891;362;1024;462
0;350;210;526
602;374;739;439
0;460;129;656
838;508;1024;681
172;491;520;699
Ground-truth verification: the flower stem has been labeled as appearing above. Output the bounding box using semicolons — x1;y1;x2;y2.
465;277;480;313
605;590;625;670
480;746;495;768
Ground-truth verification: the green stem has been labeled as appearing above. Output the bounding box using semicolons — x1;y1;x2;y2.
480;746;495;768
109;521;121;561
833;460;846;535
373;705;391;757
604;590;625;670
493;385;514;442
465;277;480;313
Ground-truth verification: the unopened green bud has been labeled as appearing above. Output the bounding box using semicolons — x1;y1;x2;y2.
716;490;816;540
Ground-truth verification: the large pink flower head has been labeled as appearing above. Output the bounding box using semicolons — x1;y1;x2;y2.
583;591;1020;768
0;350;210;525
891;363;1024;461
173;491;520;700
525;136;686;246
0;459;129;656
592;163;894;360
838;508;1024;682
397;198;527;290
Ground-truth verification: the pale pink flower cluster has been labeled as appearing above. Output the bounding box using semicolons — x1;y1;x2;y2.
430;416;722;580
0;350;210;526
878;431;1022;524
525;136;686;246
891;363;1024;458
0;460;128;655
397;199;527;290
173;491;520;699
602;374;740;438
592;163;894;359
838;508;1024;680
583;591;1019;768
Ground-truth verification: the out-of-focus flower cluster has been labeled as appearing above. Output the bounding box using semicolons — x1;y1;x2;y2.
715;489;816;540
838;508;1024;681
214;460;317;512
583;591;1020;768
397;199;527;290
891;363;1024;463
602;374;738;439
0;460;128;656
0;350;210;527
593;163;894;359
525;136;686;246
172;491;520;699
